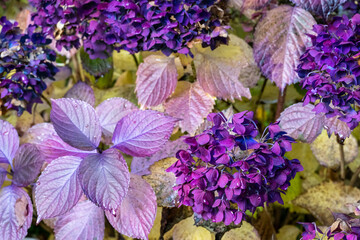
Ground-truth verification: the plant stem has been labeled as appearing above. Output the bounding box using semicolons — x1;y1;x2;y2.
132;54;139;68
191;61;197;78
255;78;268;105
350;165;360;187
76;51;85;82
337;136;346;180
275;86;287;120
41;94;51;107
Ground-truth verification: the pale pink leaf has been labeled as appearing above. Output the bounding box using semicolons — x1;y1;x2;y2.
22;123;96;163
35;156;83;222
164;81;215;135
50;98;101;150
279;103;325;143
324;116;351;140
194;42;252;101
64;81;95;107
290;0;347;18
106;174;157;240
78;148;130;212
253;5;316;90
95;97;138;142
112;110;177;157
136;55;178;107
0;185;33;240
131;137;188;176
0;120;19;165
12;144;44;187
54;200;104;240
229;0;270;11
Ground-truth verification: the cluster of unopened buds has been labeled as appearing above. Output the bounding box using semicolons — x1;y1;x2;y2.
167;111;303;225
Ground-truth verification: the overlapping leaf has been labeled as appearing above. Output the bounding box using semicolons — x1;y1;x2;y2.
50;98;101;150
290;0;347;18
12;143;44;187
112;110;177;157
229;0;270;11
253;5;316;90
222;222;260;240
279;103;325;143
194;39;253;101
106;174;157;240
78;149;130;212
324;115;351;139
0;185;33;240
164;81;215;135
96;97;138;142
64;81;95;107
136;55;178;107
131;137;188;176
54;200;105;240
0;120;19;165
35;156;83;222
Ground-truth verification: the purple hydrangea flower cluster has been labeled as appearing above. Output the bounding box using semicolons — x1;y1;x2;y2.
167;112;303;225
300;214;360;240
0;17;58;115
297;14;360;130
29;0;229;59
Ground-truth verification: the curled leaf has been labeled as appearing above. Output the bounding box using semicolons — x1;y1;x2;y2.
324;116;351;140
221;222;260;240
290;0;347;18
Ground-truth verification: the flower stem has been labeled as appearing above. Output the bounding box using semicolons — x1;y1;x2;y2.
337;136;346;180
255;78;268;105
41;94;51;107
350;165;360;187
132;54;139;68
275;86;287;120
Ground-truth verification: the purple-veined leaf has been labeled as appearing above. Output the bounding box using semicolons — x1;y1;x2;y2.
253;5;316;90
324;116;351;140
0;185;33;240
54;200;104;240
136;55;178;107
95;97;138;142
106;174;157;240
0;120;19;165
112;110;177;157
229;0;270;11
290;0;346;18
22;123;96;163
12;144;44;187
35;156;83;222
50;98;101;151
0;166;6;187
64;81;95;107
279;103;325;143
131;137;188;176
194;42;252;101
164;81;215;135
78;148;130;212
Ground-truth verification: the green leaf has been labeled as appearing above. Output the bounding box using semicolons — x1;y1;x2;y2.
80;47;113;78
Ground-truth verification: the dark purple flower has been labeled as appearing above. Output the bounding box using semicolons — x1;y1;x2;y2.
0;17;58;115
29;0;229;59
298;14;360;130
167;112;303;225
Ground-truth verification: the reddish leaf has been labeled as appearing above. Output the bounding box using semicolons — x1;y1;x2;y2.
253;5;316;90
136;55;178;107
229;0;270;11
54;200;104;240
12;144;44;187
50;98;101;150
0;120;19;165
35;156;83;222
131;137;188;176
95;97;138;142
106;174;157;240
290;0;346;18
64;81;95;107
78;149;130;212
279;103;325;143
0;185;33;240
194;43;252;101
164;81;215;135
324;116;351;140
112;110;177;157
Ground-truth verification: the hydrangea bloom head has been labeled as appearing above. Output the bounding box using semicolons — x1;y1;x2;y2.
297;14;360;130
167;112;303;225
0;17;58;115
29;0;229;59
